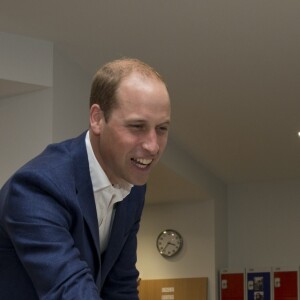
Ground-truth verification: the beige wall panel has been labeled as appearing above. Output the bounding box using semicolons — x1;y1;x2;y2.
139;277;207;300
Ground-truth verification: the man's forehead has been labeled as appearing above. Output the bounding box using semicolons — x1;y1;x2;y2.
119;71;164;89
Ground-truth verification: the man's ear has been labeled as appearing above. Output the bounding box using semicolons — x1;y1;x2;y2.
90;104;105;135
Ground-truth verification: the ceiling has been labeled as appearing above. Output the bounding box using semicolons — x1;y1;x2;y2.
1;0;300;203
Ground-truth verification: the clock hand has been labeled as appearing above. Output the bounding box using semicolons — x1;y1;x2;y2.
162;242;171;252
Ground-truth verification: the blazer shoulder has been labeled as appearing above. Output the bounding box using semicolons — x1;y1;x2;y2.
2;132;88;195
20;131;87;172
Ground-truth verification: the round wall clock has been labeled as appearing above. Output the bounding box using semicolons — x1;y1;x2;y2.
156;229;183;257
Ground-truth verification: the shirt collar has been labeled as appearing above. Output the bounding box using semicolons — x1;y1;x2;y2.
85;131;132;197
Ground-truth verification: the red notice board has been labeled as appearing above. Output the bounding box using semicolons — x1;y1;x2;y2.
273;267;298;300
220;269;245;300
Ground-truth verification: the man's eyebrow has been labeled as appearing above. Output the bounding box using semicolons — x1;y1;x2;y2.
124;119;171;125
125;119;146;123
159;120;171;126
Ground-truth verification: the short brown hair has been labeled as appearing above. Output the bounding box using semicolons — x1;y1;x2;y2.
89;58;166;121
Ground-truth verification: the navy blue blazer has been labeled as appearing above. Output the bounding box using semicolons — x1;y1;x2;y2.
0;132;146;300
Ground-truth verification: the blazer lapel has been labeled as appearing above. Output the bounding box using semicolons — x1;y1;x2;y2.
76;180;100;258
71;133;101;277
100;200;127;286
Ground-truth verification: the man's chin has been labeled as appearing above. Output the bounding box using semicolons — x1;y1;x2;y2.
130;176;148;186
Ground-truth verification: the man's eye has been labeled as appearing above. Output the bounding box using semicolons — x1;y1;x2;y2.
157;126;169;134
130;124;144;130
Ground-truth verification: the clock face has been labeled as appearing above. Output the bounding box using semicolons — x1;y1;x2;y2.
156;229;183;257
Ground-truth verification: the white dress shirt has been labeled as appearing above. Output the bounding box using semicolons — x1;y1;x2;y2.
85;132;132;253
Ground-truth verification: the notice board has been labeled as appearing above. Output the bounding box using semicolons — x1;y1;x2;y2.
220;269;245;300
273;267;298;300
138;277;207;300
247;268;271;300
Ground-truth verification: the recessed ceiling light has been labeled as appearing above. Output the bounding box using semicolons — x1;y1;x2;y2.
298;132;300;137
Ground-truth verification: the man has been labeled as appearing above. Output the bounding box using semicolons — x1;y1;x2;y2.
0;58;171;299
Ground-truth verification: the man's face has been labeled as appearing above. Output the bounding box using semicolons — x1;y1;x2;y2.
94;73;170;186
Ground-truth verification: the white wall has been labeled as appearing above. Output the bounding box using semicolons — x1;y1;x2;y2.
137;199;216;299
52;46;90;142
228;179;300;269
0;88;53;185
157;135;228;300
214;192;228;278
0;32;53;86
0;33;90;185
0;32;54;186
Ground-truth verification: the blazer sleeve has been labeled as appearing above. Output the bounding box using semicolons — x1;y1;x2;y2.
2;169;101;300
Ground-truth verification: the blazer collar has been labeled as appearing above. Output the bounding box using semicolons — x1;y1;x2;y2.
71;132;101;261
100;200;128;287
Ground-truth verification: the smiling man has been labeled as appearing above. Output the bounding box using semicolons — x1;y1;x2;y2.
0;58;171;300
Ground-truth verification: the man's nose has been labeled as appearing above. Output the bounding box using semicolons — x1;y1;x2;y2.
142;130;159;155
